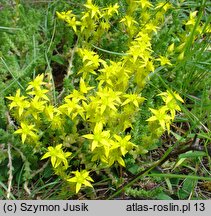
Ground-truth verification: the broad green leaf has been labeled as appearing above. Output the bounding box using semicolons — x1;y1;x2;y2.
156;192;173;200
178;178;197;199
179;151;206;159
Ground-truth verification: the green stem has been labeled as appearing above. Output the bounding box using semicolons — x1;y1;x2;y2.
147;173;211;181
91;44;128;56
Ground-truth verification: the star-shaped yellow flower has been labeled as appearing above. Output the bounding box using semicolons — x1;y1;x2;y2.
67;170;94;193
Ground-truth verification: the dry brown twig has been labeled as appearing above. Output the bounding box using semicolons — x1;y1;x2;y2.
7;142;13;199
5;111;14;199
11;145;50;196
58;38;78;100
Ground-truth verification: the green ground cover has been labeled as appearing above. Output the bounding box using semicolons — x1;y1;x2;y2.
0;0;210;200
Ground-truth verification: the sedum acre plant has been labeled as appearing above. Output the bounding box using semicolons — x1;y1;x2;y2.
6;0;185;195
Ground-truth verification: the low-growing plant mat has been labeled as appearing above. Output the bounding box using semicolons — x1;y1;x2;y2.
0;0;210;200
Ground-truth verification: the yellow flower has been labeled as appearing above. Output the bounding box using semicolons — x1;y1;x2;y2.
65;89;86;102
56;11;81;32
146;107;172;133
108;148;126;167
120;15;138;28
27;88;49;101
14;122;38;143
122;93;145;108
6;89;30;117
91;147;108;163
66;16;81;32
59;98;85;120
56;10;73;21
96;87;122;114
28;97;47;119
44;105;55;120
26;73;49;101
185;11;197;26
41;144;72;169
145;22;159;34
77;48;102;78
67;170;94;193
136;0;152;9
83;122;110;152
103;3;119;16
158;91;184;119
81;49;100;67
26;74;46;91
51;112;64;130
158;91;184;104
156;56;172;66
112;134;137;156
79;77;94;94
97;61;123;87
84;0;100;18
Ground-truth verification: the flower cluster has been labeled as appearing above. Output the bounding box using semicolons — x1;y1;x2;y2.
7;74;94;193
147;91;184;134
56;1;119;42
7;0;185;194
